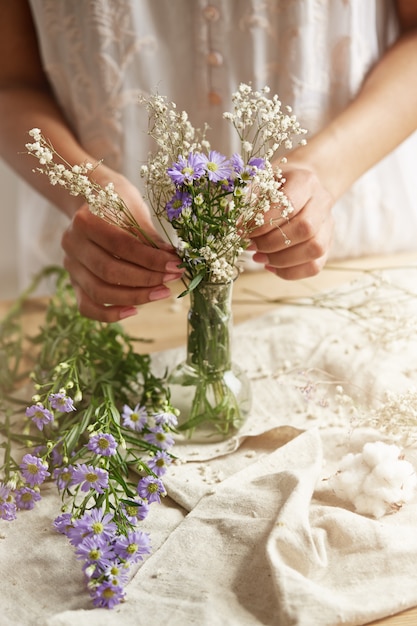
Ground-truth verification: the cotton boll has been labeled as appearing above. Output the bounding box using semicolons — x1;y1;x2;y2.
330;441;417;518
361;441;402;467
362;471;404;505
353;493;390;519
331;470;360;502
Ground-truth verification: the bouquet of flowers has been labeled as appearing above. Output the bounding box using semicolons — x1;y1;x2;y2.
138;84;306;436
25;84;306;293
139;83;306;291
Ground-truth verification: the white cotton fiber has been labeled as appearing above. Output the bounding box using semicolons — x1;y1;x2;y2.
330;441;417;518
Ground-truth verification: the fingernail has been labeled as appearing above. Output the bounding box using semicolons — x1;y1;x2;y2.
163;273;181;283
149;286;171;301
165;260;182;273
119;307;138;320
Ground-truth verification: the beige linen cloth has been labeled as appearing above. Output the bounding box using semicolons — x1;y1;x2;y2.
2;267;417;626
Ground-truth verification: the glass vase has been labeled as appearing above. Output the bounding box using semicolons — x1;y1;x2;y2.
168;280;251;441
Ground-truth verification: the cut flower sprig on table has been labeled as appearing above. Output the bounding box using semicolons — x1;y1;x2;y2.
0;269;178;609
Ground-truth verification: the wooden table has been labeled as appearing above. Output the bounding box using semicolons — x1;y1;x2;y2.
2;252;417;625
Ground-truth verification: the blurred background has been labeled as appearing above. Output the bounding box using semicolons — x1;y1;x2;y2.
0;160;19;300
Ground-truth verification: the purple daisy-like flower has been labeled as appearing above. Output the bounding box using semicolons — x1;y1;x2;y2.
103;560;131;587
154;410;178;428
113;529;151;563
144;426;175;450
122;403;147;432
25;403;54;431
248;156;265;170
230;152;244;173
53;465;75;490
0;500;17;521
49;391;75;413
201;150;232;182
72;463;109;494
147;451;172;477
15;486;41;510
0;482;16;521
75;535;114;568
50;445;64;468
166;189;192;221
20;453;50;486
167;152;205;185
53;512;74;535
137;475;166;504
121;497;150;523
87;433;118;457
91;580;126;609
75;508;117;542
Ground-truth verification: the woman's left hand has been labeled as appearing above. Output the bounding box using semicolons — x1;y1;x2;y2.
249;165;334;279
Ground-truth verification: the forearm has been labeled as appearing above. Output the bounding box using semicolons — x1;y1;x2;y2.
0;85;118;218
288;29;417;201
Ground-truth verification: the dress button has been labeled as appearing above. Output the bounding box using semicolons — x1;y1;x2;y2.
203;5;220;21
208;91;222;105
206;50;223;67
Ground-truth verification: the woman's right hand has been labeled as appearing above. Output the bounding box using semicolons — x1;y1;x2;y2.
61;177;184;322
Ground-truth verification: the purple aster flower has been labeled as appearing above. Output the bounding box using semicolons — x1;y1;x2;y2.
144;426;175;450
103;560;131;587
230;152;244;173
166;189;192;221
20;453;50;486
122;403;147;432
0;500;16;521
167;152;205;185
49;391;75;413
72;463;109;494
53;512;74;535
248;156;265;170
154;410;178;428
147;451;172;477
75;535;114;568
113;529;151;563
201;150;232;182
91;580;125;609
25;403;54;430
15;486;42;510
0;483;16;521
53;465;76;490
137;475;166;504
121;497;150;523
50;445;64;468
86;433;118;457
74;508;117;542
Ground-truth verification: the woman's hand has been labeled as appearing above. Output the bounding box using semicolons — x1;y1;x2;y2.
61;176;183;322
249;165;334;279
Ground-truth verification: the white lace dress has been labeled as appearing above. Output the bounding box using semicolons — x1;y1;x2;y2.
20;0;417;290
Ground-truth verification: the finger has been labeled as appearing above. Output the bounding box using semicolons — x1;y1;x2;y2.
252;179;332;252
252;207;324;254
66;205;179;271
265;253;328;280
63;232;181;289
256;215;333;266
72;281;138;323
70;276;172;323
63;255;173;307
